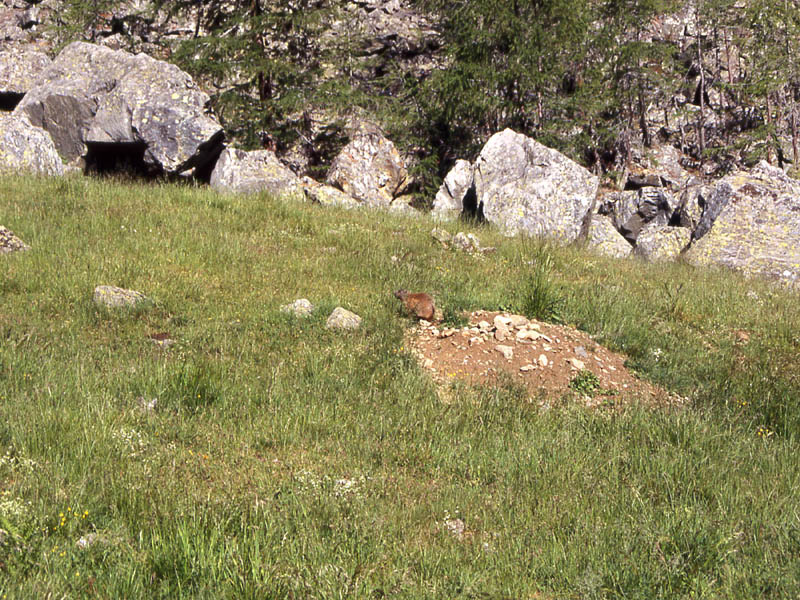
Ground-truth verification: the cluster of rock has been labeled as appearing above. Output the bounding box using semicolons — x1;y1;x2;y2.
92;291;363;332
281;298;363;331
0;38;415;212
0;224;28;253
2;30;799;287
432;128;800;286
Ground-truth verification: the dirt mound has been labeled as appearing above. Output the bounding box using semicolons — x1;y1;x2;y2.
406;310;677;407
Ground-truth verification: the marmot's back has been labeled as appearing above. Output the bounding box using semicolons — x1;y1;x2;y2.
394;289;436;320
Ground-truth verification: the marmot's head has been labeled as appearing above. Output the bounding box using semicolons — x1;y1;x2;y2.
393;289;408;300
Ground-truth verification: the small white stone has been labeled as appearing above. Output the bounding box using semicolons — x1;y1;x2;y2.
493;315;512;329
520;364;535;372
496;345;514;360
568;358;586;370
538;354;548;367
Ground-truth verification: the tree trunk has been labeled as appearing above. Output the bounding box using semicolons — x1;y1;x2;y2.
638;85;651;147
766;92;775;164
791;100;798;165
697;34;706;157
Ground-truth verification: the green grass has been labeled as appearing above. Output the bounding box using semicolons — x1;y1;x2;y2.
0;174;799;598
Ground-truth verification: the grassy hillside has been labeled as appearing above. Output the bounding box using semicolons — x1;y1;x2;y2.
0;175;799;598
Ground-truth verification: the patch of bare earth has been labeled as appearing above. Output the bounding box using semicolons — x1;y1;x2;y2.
406;310;679;408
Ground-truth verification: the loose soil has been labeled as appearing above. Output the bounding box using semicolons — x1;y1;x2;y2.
406;310;678;407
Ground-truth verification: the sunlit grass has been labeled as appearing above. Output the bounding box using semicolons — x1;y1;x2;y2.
0;174;798;598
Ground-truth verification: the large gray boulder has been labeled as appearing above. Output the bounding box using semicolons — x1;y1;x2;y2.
13;41;223;175
0;114;64;175
325;121;410;208
635;223;691;262
586;215;633;258
599;187;675;244
473;129;599;241
0;44;51;103
432;159;473;220
685;161;800;284
210;147;303;199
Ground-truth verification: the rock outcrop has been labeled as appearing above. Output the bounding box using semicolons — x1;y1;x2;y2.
635;223;691;262
14;41;224;176
586;215;633;258
473;129;599;241
210;147;303;199
0;114;64;175
685;161;800;285
326;121;410;208
0;44;51;108
432;159;473;220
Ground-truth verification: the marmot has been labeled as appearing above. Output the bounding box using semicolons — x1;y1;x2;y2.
394;289;436;321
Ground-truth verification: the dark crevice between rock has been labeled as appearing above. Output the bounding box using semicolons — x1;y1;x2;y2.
84;142;162;178
0;92;24;112
190;139;226;184
460;183;484;222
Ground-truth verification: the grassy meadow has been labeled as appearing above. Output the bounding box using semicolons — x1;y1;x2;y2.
0;174;799;598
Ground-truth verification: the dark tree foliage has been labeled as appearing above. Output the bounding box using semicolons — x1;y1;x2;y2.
159;0;356;151
413;0;598;167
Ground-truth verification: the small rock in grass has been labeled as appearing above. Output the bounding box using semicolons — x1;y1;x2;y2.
0;226;29;254
326;307;362;330
520;364;535;372
281;298;314;317
93;285;148;308
431;228;452;246
137;396;158;412
445;518;466;540
76;533;102;549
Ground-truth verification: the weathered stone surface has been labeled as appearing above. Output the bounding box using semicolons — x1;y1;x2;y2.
598;191;639;231
210;147;302;199
473;129;599;241
301;177;359;208
452;231;482;253
0;44;51;98
0;114;64;175
599;187;674;243
93;285;149;308
587;215;632;258
430;227;452;245
325;121;409;207
281;298;314;317
685;161;800;284
0;6;30;42
675;179;707;231
388;198;419;216
0;225;29;254
432;159;473;219
640;144;693;190
14;41;223;174
634;223;691;261
326;307;362;330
